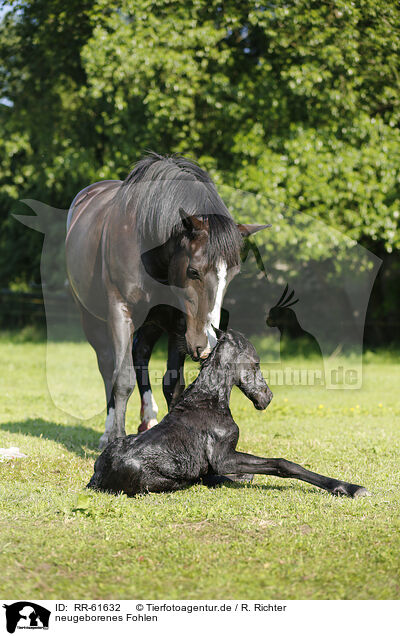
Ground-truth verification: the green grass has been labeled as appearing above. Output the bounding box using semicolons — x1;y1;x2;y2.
0;337;399;600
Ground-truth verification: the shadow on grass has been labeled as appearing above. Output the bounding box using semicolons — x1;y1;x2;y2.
1;420;319;496
204;479;300;494
0;418;100;459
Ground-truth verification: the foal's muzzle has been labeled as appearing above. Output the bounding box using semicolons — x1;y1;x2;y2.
253;387;273;410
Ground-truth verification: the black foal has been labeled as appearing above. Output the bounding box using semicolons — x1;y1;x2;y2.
87;330;369;498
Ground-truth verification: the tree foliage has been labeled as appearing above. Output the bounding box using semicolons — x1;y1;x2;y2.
0;0;399;333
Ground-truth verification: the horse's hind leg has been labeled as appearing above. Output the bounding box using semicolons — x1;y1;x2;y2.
80;307;115;449
214;451;370;498
132;323;163;433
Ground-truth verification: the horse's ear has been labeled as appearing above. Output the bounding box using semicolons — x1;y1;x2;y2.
237;223;271;237
179;208;208;235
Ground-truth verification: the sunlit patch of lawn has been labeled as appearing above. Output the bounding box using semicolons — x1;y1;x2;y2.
0;337;399;599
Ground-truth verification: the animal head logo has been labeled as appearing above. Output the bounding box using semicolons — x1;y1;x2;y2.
266;284;299;331
266;284;323;359
3;602;50;634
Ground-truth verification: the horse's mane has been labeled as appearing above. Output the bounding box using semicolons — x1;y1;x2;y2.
114;152;242;267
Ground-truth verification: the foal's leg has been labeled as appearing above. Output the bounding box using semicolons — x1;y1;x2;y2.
214;451;370;497
132;323;163;433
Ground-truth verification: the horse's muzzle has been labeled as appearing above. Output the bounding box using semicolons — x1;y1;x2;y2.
199;345;212;360
185;332;211;362
189;345;211;362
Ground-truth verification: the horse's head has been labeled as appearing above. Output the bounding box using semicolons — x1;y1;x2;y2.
168;209;270;361
167;210;237;360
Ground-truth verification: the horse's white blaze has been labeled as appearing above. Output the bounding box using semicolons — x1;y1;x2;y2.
201;260;227;358
141;390;159;428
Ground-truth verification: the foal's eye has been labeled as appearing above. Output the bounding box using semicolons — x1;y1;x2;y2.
187;267;201;280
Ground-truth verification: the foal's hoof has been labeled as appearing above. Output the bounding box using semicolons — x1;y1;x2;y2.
332;484;371;498
224;473;254;483
352;487;371;498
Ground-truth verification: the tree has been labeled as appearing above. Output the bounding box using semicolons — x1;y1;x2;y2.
0;0;399;340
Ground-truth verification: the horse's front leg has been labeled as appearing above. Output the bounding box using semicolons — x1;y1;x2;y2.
105;299;135;445
163;335;186;410
132;322;163;433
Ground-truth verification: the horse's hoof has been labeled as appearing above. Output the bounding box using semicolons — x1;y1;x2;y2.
98;435;109;450
137;419;158;434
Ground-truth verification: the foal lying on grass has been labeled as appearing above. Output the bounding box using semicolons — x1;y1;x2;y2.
87;329;369;498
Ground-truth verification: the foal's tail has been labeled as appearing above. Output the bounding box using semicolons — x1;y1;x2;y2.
86;474;100;490
86;456;102;490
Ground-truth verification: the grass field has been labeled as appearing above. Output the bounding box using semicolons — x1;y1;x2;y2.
0;333;399;600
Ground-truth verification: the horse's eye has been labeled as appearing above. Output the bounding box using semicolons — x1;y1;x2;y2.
187;267;201;280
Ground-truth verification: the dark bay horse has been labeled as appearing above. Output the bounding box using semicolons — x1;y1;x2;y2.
65;154;268;447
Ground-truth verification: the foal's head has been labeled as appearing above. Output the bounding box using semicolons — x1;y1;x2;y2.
213;330;273;410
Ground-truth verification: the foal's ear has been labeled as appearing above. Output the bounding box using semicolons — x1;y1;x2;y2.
179;208;209;235
211;325;224;340
237;223;271;237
